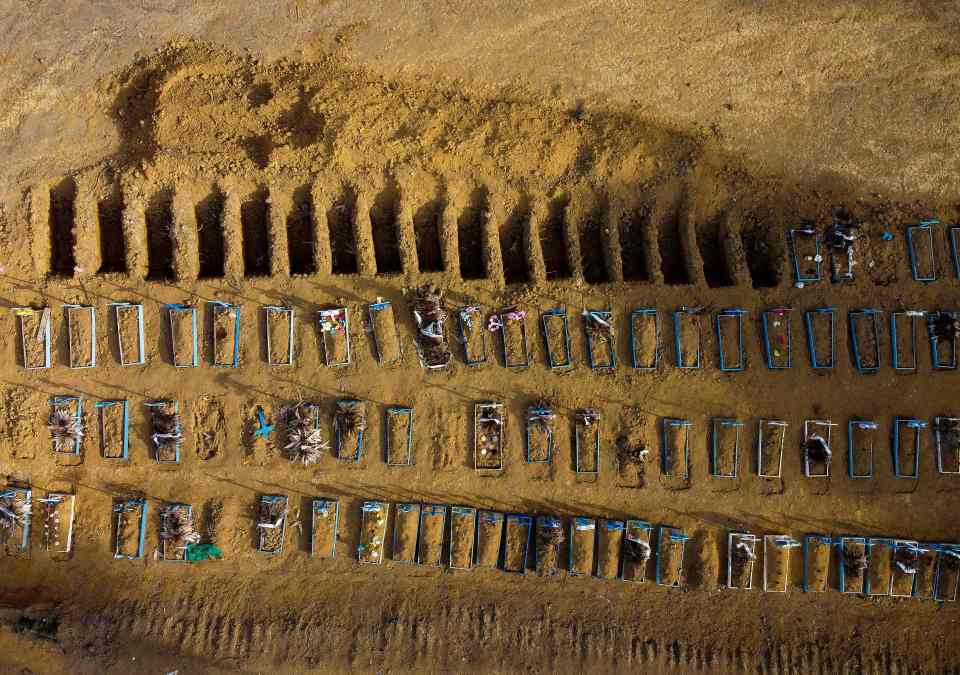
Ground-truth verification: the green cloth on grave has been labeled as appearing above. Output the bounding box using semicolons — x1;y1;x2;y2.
186;544;223;561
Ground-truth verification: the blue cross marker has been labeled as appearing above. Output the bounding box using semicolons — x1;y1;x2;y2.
253;406;274;440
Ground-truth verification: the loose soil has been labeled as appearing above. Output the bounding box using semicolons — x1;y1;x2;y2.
257;497;286;554
570;519;596;576
596;520;624;579
763;538;790;592
320;309;350;366
503;516;531;573
574;413;600;474
211;304;239;366
114;501;144;558
417;506;445;566
525;411;553;463
501;313;527;367
311;500;338;558
851;313;880;370
358;503;388;564
114;305;143;365
534;518;562;576
758;421;785;477
66;306;95;368
763;310;792;369
808;310;835;367
868;540;894;595
169;307;197;367
842;540;867;594
712;423;739;477
457;307;487;364
266;308;293;365
385;408;413;465
542;312;570;368
448;507;476;569
98;401;126;459
630;311;658;369
717;314;741;369
657;532;683;587
676;312;701;367
335;400;365;460
728;535;755;589
849;423;876;477
475;511;504;568
193;395;224;460
391;503;420;563
42;493;74;559
2;17;960;672
370;303;401;365
17;310;48;369
806;537;832;593
621;523;654;583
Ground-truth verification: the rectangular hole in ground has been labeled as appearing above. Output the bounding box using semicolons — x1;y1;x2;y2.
579;199;609;284
658;200;689;284
145;188;175;280
328;187;357;275
500;197;530;284
740;213;782;288
458;187;488;279
620;205;650;281
541;196;572;280
241;187;271;277
49;177;77;277
287;184;316;275
371;183;402;274
414;199;444;272
696;214;733;287
97;184;126;274
196;187;225;279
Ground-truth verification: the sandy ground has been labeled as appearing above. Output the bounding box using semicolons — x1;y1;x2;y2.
0;1;959;673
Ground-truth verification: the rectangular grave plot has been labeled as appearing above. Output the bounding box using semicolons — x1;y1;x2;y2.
391;502;421;564
758;419;787;478
674;309;702;368
790;227;821;282
210;302;241;368
804;420;835;478
711;418;741;478
534;515;563;577
369;301;401;366
935;417;960;474
311;499;339;559
867;538;895;596
848;421;877;479
113;498;147;560
849;309;881;372
475;510;504;568
630;309;660;370
49;396;83;455
526;407;555;463
160;503;195;562
358;501;389;565
584;310;616;370
935;546;960;601
41;492;75;557
265;306;294;366
894;417;926;478
318;308;350;366
97;400;129;460
448;506;477;570
0;487;31;556
728;532;758;590
474;403;505;471
891;311;921;371
146;400;182;464
257;495;287;555
761;308;793;369
385;407;414;466
890;541;921;597
840;537;868;594
334;399;366;461
113;303;145;366
914;545;939;599
15;308;51;369
168;305;199;368
622;520;655;582
456;306;487;366
805;308;836;369
803;535;832;593
541;309;572;369
657;527;687;587
597;520;625;579
907;220;937;282
661;419;691;479
503;514;532;574
574;410;601;474
569;517;597;576
500;308;530;369
417;504;447;566
763;535;797;593
716;310;746;372
65;305;96;368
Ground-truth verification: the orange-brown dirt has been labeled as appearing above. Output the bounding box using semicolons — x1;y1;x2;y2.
0;2;960;673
